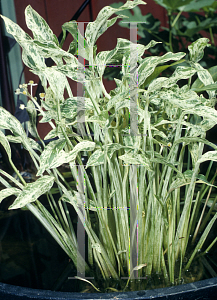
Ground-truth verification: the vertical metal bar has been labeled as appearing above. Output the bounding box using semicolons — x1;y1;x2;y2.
130;23;138;137
77;165;86;278
130;164;138;279
77;22;86;138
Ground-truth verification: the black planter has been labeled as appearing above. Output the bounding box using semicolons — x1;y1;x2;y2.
1;277;217;300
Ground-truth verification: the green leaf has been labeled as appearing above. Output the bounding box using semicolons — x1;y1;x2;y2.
0;187;21;203
25;5;58;45
154;0;193;10
9;176;55;209
191;83;217;93
180;0;215;12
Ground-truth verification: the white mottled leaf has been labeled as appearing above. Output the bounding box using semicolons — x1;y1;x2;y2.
26;100;40;140
0;187;21;203
198;151;217;164
65;141;96;163
61;97;94;119
25;5;58;45
86;149;104;168
85;0;146;46
62;21;89;59
37;139;66;176
188;38;210;63
169;170;215;193
44;67;68;100
118;152;152;170
0;107;26;137
138;52;185;86
9;176;55;210
0;129;11;159
1;15;31;43
193;62;215;98
9;176;54;209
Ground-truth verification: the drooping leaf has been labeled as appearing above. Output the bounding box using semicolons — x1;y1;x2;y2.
0;129;12;159
0;187;21;203
168;170;216;193
9;176;55;209
198;151;217;164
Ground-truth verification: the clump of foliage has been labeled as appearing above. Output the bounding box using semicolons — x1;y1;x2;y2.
1;0;217;292
108;0;217;81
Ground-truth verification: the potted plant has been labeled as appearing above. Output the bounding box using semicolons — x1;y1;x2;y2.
1;0;217;298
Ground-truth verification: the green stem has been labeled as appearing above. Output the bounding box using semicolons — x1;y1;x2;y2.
168;12;174;53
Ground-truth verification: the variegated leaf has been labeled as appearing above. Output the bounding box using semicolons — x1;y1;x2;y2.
65;141;96;163
85;0;146;46
0;107;26;137
138;52;185;86
87;111;109;126
168;170;215;193
0;129;11;159
188;38;210;63
37;139;66;176
22;43;46;70
6;135;41;152
193;62;215;98
61;97;94;119
107;91;129;111
62;21;89;59
0;187;21;203
9;176;55;210
167;66;196;85
44;67;68;100
118;152;152;170
1;15;31;43
26;100;41;140
86;149;105;168
25;5;58;45
198;151;217;164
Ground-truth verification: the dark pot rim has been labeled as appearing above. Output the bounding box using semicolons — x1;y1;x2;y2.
1;277;217;300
